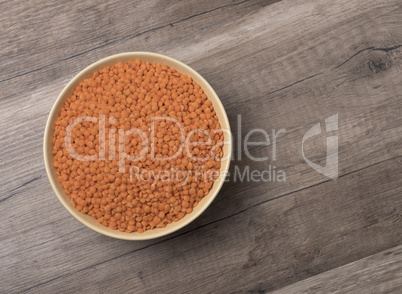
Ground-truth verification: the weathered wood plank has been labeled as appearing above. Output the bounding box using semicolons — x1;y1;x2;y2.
0;0;401;293
271;245;402;294
0;0;276;100
19;156;402;293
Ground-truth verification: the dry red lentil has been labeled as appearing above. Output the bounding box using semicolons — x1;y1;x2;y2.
52;59;224;233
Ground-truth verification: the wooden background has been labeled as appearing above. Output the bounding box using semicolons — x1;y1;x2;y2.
1;0;401;293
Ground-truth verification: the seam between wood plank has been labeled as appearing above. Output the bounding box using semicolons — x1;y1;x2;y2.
0;0;253;86
21;154;402;293
237;43;402;104
334;44;402;70
0;192;18;204
269;243;402;293
1;175;42;203
240;43;402;104
243;71;324;103
10;175;42;192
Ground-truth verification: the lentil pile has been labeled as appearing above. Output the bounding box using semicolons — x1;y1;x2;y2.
52;60;224;233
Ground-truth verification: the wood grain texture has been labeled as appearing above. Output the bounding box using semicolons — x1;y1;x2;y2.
271;245;402;294
1;0;401;293
12;157;402;294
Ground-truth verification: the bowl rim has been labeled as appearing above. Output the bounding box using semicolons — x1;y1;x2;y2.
43;52;232;240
